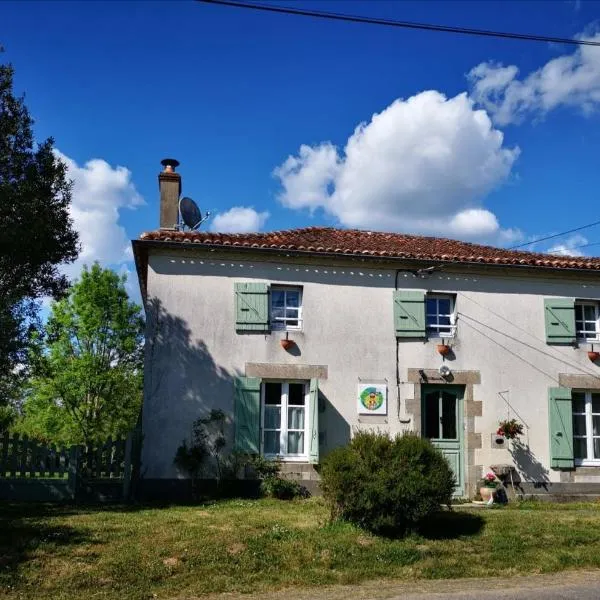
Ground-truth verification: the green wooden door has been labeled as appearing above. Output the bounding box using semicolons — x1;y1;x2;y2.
422;385;464;496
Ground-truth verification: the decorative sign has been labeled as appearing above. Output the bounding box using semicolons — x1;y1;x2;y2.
357;382;387;415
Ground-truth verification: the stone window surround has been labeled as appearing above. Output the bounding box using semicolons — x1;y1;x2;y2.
406;369;482;497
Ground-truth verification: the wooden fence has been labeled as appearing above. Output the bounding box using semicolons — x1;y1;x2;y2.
0;432;140;502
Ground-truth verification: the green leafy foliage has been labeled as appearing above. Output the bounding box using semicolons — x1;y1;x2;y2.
247;455;308;500
320;431;456;536
260;476;309;500
12;264;143;445
0;61;79;422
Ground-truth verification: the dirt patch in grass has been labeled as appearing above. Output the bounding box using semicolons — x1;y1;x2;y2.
3;500;600;600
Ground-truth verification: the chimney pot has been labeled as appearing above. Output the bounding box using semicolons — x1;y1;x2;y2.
161;158;180;173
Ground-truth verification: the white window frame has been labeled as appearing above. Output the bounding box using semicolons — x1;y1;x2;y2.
573;390;600;466
270;286;303;331
426;294;456;338
575;301;600;342
260;381;309;462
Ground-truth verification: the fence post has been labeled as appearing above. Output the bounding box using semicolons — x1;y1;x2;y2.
68;445;81;501
122;432;133;501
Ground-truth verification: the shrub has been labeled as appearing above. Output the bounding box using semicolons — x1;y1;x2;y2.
260;476;309;500
320;431;455;536
248;455;309;500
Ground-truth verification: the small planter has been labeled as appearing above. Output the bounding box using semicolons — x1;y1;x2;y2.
588;351;600;362
437;344;451;357
480;486;495;503
280;339;295;351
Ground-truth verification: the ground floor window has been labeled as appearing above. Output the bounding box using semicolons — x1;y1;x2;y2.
262;381;308;458
573;391;600;464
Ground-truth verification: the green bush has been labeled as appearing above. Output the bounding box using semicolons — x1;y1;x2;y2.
260;476;309;500
248;455;309;500
320;431;455;536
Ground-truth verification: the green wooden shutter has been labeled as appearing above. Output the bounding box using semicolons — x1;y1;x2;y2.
234;377;261;454
394;290;426;337
544;298;575;344
308;378;319;464
548;387;574;469
235;282;269;332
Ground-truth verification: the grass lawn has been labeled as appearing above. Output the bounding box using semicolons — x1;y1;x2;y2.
2;498;600;600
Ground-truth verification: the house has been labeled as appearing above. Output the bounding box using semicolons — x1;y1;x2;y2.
133;159;600;500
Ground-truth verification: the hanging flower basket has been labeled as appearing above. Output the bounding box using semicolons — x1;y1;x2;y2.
280;339;295;351
588;351;600;362
436;344;451;356
497;418;524;440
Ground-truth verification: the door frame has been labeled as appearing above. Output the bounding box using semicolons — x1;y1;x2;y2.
421;384;465;496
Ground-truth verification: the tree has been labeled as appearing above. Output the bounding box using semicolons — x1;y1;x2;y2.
0;59;79;425
15;264;144;445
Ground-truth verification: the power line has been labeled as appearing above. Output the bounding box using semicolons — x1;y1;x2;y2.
508;219;600;250
197;0;600;47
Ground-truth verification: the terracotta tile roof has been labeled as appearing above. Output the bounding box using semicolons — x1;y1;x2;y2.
138;226;600;271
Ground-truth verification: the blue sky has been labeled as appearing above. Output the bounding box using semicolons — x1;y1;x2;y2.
2;0;600;300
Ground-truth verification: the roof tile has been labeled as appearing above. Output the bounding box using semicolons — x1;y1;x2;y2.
138;226;600;271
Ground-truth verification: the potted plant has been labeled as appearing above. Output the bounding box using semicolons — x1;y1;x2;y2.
497;418;524;440
479;472;498;503
436;343;451;356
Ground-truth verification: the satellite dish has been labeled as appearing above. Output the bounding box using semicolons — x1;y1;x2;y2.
179;197;210;230
439;364;452;378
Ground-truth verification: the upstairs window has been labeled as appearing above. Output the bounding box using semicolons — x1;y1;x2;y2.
271;287;302;330
426;294;455;337
575;302;600;341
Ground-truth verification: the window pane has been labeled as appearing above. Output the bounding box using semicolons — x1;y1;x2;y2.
264;406;281;429
585;305;596;320
593;416;600;436
592;394;600;413
287;432;304;454
271;291;285;307
438;298;451;314
288;383;305;405
284;308;299;319
265;383;282;405
572;393;586;413
594;438;600;460
426;299;437;314
288;407;304;430
574;415;587;436
575;305;584;320
426;314;437;327
441;392;457;439
286;320;299;328
424;392;440;438
264;431;280;454
438;316;451;326
271;307;285;320
574;437;587;460
287;292;300;307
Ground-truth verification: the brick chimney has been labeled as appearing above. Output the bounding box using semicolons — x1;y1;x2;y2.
159;158;181;229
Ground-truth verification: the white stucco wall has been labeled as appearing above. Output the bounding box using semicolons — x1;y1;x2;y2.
141;249;600;487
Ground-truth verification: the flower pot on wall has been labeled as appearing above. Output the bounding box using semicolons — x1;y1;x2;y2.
437;344;451;357
280;339;295;351
588;351;600;362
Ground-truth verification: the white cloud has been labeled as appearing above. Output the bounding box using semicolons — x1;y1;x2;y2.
547;234;588;256
210;206;269;233
55;150;144;284
274;91;519;240
469;31;600;125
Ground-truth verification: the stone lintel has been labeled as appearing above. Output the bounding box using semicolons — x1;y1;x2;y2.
245;362;328;380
